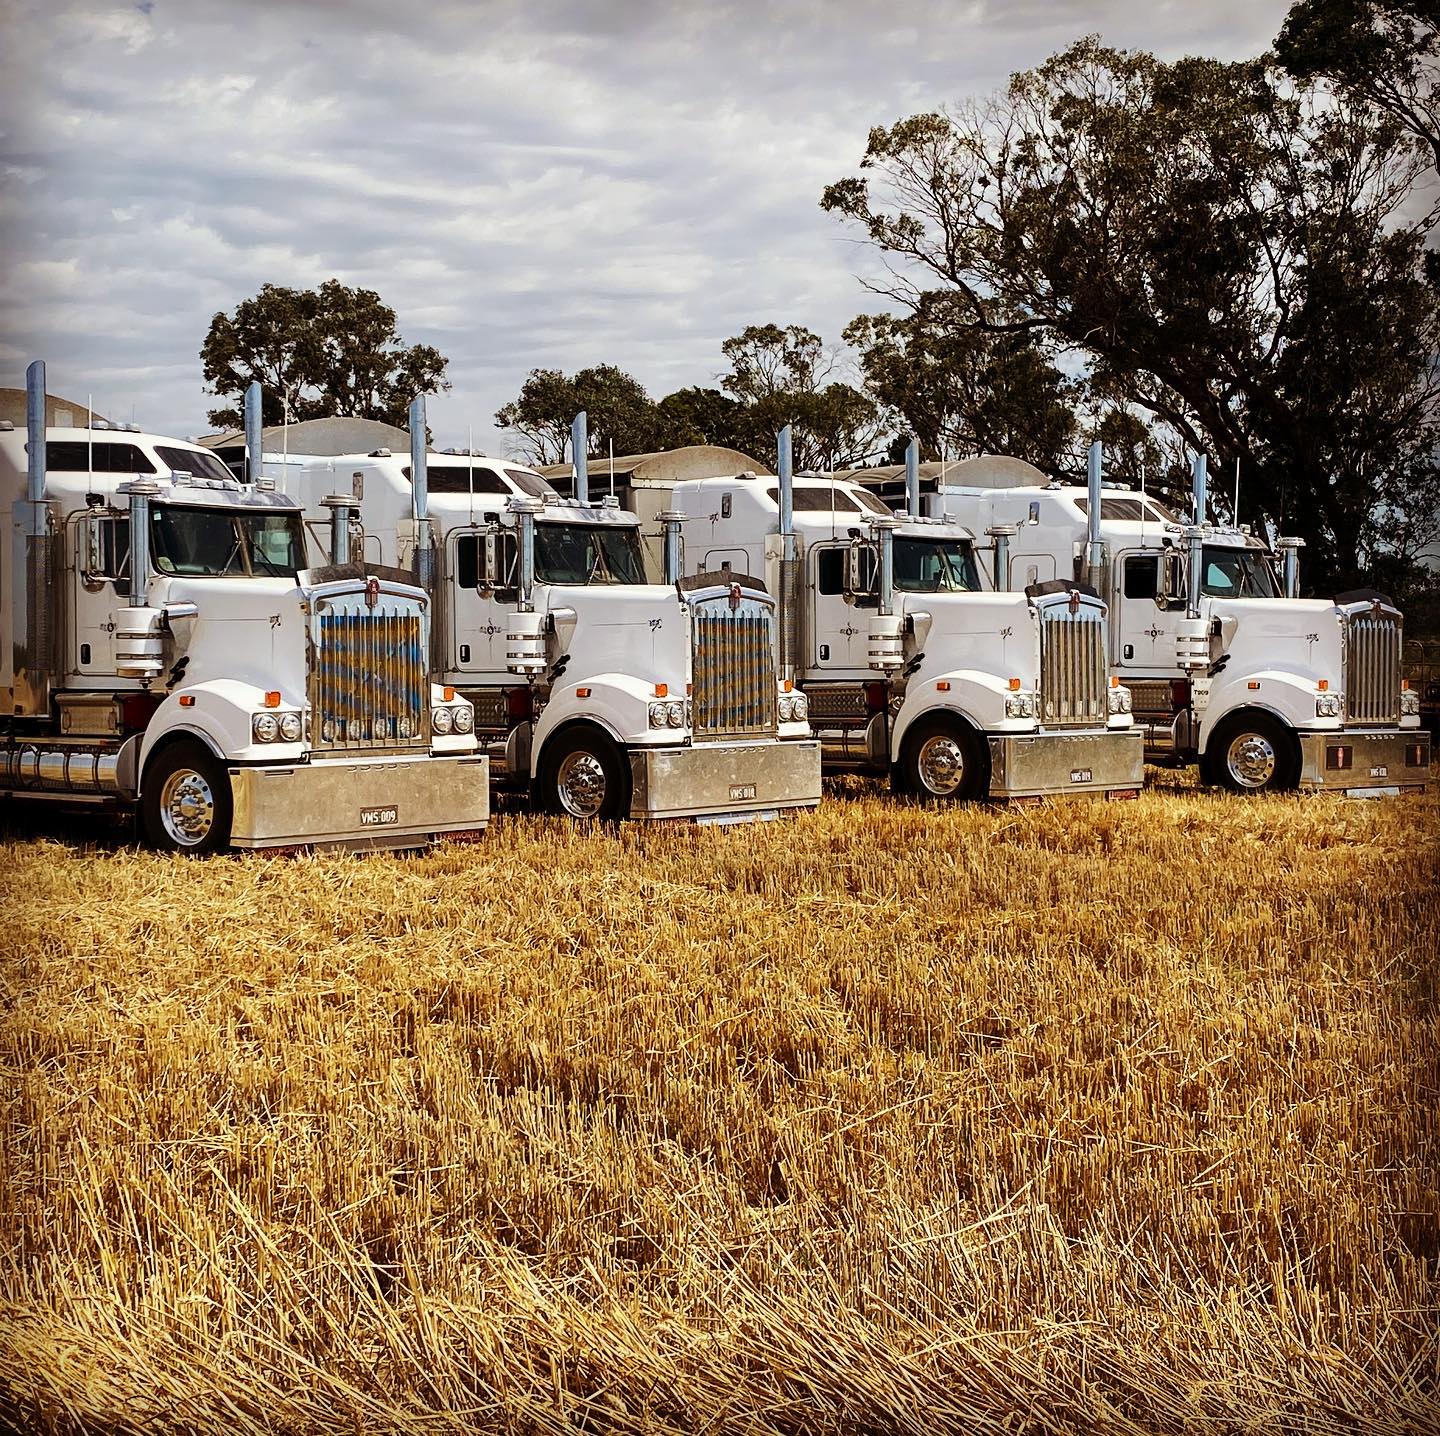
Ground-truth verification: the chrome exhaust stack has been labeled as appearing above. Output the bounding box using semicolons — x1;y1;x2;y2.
867;515;903;672
986;524;1017;591
1176;453;1210;672
505;497;546;677
571;411;589;506
114;478;165;682
11;360;58;715
904;436;919;519
409;394;433;593
658;510;687;585
776;424;801;686
322;493;355;566
1277;536;1304;599
243;380;263;484
1082;439;1109;591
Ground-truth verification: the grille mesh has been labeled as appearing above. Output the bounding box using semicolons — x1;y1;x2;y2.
1038;604;1108;729
692;599;777;739
310;603;427;753
1345;610;1400;726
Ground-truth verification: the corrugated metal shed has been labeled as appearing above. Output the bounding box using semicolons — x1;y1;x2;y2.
200;416;412;459
539;445;770;497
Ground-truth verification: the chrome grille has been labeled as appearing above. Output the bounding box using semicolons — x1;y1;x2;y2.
309;594;428;754
1037;600;1108;729
805;683;868;721
692;596;777;740
1344;607;1401;726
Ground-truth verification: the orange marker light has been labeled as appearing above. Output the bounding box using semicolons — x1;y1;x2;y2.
783;679;793;692
443;686;455;701
576;687;591;699
1247;680;1261;690
655;683;668;698
685;682;693;695
937;681;951;692
1318;679;1329;691
1109;675;1120;688
178;694;195;708
263;691;281;708
1007;677;1022;691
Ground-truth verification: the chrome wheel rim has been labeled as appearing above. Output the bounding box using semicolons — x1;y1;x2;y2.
1225;732;1277;789
159;768;216;846
556;751;608;818
916;734;966;796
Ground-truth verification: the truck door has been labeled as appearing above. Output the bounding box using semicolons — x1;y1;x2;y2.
71;512;129;676
809;542;868;671
1113;549;1177;673
448;528;516;678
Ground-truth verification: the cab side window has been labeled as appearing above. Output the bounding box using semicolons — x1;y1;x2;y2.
1123;555;1159;600
817;549;846;595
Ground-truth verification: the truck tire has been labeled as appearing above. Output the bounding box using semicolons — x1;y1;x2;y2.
537;726;630;820
899;713;987;803
141;740;234;854
1204;712;1298;794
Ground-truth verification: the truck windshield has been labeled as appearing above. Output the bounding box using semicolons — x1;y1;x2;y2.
150;505;305;578
534;522;646;585
894;536;981;592
1201;545;1278;599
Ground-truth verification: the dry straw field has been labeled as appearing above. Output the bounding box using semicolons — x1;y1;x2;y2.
1;772;1436;1435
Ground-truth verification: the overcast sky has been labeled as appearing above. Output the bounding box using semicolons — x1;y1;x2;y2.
2;0;1297;454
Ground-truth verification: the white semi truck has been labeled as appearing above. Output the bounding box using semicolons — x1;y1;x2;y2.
1;362;489;853
920;448;1430;794
259;407;821;823
643;430;1143;802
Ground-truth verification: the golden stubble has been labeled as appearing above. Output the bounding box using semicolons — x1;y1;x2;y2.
1;772;1436;1434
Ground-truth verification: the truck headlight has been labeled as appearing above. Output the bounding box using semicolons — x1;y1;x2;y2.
431;706;453;735
252;712;279;743
649;702;668;728
778;694;795;722
1315;693;1341;717
1108;686;1131;715
1006;692;1037;719
278;711;303;742
666;700;684;728
453;704;474;733
1400;689;1419;716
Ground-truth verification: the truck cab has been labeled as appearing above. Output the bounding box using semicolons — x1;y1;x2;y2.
929;456;1430;794
653;466;1143;802
1;369;488;852
266;447;822;823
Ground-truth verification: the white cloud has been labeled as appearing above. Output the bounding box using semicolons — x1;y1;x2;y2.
1;0;1300;455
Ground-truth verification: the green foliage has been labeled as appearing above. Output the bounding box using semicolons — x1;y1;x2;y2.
652;388;749;451
1276;0;1438;163
495;366;660;464
843;301;1078;476
718;323;887;471
201;280;448;430
821;36;1440;591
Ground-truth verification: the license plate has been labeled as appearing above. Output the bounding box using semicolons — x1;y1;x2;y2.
1369;765;1388;778
729;783;757;801
1069;769;1093;784
360;805;399;826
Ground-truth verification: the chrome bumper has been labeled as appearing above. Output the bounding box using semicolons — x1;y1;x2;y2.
1296;730;1430;793
987;728;1145;800
628;739;822;822
229;753;491;850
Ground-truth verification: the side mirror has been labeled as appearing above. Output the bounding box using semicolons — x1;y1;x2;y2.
1158;551;1186;609
845;539;869;596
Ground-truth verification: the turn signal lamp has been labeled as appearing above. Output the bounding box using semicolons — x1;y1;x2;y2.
576;687;592;699
263;691;281;708
782;679;793;692
178;694;195;708
1248;680;1261;691
1109;675;1120;688
443;686;455;701
936;680;951;692
655;683;668;697
1318;679;1329;691
1007;677;1022;691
